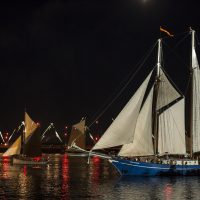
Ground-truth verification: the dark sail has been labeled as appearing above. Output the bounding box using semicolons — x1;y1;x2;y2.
68;119;86;150
24;128;41;157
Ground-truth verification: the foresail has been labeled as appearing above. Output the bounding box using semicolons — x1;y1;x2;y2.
118;86;154;157
157;68;181;110
2;136;21;156
192;59;200;153
92;70;153;150
158;98;186;155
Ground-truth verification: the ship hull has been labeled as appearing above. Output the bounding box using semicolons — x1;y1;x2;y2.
110;158;200;176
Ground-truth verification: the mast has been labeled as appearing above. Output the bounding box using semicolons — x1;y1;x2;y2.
153;39;162;154
20;111;25;155
22;111;26;155
157;39;162;76
189;29;195;157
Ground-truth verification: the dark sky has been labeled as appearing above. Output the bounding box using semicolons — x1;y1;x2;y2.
0;0;199;136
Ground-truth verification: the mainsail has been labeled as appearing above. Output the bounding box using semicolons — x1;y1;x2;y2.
156;68;185;155
23;112;40;157
68;119;86;149
191;30;200;153
92;70;153;150
158;98;186;155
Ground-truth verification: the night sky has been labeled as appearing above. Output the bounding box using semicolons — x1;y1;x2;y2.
0;0;199;137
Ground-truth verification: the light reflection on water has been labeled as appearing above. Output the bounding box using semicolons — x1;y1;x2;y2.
1;154;200;199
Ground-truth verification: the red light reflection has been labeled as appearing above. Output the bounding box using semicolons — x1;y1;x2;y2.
164;184;173;200
23;165;27;176
2;161;9;179
61;154;69;199
91;156;101;183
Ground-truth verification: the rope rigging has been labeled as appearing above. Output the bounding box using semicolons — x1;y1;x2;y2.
88;41;158;128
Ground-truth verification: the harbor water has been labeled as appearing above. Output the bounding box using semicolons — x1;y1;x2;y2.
0;154;200;200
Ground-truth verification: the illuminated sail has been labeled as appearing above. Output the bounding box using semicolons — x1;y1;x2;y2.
119;86;154;156
92;70;153;150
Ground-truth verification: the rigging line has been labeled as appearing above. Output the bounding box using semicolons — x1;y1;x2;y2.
184;74;191;96
173;32;191;49
88;41;158;128
162;34;190;71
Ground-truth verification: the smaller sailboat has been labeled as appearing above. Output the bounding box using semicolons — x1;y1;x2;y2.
3;112;48;165
89;29;200;176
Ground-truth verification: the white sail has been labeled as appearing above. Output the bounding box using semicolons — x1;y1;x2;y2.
3;136;21;156
118;86;154;157
192;47;199;69
191;44;200;153
157;69;180;110
158;98;186;155
92;70;153;150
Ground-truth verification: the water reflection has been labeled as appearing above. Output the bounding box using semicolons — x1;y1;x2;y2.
1;161;9;179
115;176;200;200
0;161;10;199
164;183;173;200
61;154;69;199
18;166;29;199
91;156;101;183
1;155;200;199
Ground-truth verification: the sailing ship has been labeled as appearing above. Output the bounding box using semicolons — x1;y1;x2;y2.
90;29;200;176
3;112;48;165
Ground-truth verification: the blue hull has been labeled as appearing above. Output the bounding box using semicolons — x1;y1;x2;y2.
110;158;200;176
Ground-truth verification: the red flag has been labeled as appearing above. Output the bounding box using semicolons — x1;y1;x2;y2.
160;26;174;37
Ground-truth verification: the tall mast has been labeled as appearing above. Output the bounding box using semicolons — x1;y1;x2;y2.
22;108;26;155
189;29;195;157
153;39;162;154
157;39;162;77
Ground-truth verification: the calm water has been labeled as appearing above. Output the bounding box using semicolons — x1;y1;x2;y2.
1;154;200;200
